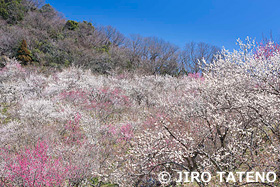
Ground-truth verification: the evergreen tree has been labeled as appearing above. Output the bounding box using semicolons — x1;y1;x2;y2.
40;3;57;19
16;39;32;65
64;20;79;31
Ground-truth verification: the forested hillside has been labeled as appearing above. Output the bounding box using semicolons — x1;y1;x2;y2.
0;0;219;75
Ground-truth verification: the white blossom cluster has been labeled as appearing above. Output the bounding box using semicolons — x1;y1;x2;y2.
0;39;279;186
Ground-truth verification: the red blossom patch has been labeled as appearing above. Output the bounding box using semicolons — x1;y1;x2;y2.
254;42;280;59
1;140;70;187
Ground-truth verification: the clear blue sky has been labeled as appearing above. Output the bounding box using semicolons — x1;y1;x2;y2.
46;0;280;51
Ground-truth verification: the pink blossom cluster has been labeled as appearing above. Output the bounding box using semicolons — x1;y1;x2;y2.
254;42;280;59
107;123;134;142
1;141;70;187
188;72;205;81
59;87;130;111
63;113;85;145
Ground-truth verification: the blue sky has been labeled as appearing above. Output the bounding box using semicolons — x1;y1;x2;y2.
46;0;280;51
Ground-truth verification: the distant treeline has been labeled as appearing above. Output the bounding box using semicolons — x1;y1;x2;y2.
0;0;220;75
